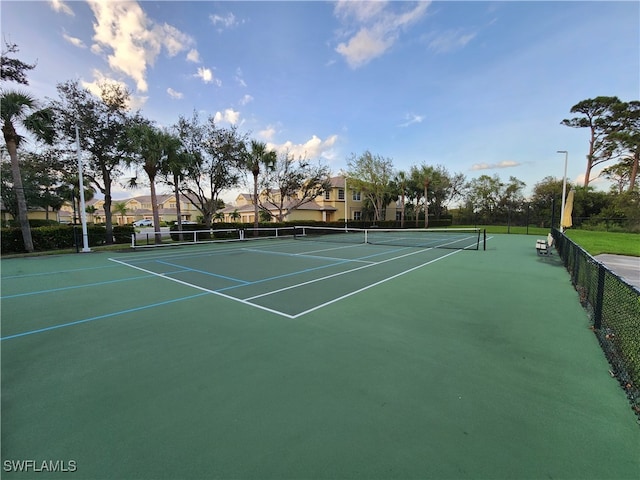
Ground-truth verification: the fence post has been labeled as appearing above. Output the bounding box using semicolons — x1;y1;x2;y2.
594;263;606;330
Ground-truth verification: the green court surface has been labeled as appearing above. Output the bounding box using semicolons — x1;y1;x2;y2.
1;234;638;479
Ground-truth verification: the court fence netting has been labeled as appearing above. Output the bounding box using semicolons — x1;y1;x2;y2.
552;228;640;421
132;225;486;251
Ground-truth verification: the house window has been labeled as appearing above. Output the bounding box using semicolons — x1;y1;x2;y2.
338;189;344;200
396;211;402;221
325;191;331;200
352;190;361;201
354;211;361;221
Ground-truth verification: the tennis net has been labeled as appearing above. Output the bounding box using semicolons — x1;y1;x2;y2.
293;226;486;250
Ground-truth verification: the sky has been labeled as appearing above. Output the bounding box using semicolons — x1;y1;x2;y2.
1;0;639;203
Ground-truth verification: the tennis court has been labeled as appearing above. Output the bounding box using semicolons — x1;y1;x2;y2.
1;230;638;479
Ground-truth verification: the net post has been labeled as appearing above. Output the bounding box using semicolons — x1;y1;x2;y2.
239;228;245;241
131;233;136;249
483;229;486;251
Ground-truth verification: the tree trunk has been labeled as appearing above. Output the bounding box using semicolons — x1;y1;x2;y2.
102;166;114;245
424;179;429;228
173;172;184;242
149;178;162;244
3;128;34;252
253;170;259;233
629;150;639;192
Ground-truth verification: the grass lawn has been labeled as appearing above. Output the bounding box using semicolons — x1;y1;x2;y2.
564;229;640;257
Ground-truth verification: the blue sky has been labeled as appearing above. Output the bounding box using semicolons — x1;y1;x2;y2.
2;1;639;202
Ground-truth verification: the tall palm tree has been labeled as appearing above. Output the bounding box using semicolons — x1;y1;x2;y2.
243;140;276;233
113;202;128;225
1;91;54;252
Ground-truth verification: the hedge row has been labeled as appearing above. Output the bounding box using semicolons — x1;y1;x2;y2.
1;225;134;254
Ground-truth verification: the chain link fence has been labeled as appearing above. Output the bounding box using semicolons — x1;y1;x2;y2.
552;229;640;421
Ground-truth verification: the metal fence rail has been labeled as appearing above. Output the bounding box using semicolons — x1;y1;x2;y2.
552;228;640;420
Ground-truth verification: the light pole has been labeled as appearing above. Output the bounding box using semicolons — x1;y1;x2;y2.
557;150;568;233
76;125;91;252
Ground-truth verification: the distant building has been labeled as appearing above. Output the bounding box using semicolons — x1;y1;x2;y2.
220;175;397;223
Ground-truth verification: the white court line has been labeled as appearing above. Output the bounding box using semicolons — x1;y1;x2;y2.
241;247;375;264
110;238;485;318
244;247;434;301
108;257;296;319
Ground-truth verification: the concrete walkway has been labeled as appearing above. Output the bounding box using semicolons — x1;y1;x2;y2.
595;254;640;291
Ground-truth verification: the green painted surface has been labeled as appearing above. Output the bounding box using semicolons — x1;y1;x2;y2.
2;235;638;479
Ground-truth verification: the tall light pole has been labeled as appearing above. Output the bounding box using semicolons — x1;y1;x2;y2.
557;150;568;233
76;125;91;252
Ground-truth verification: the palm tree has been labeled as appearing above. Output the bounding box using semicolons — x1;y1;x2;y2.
1;91;54;252
113;202;128;225
243;140;276;233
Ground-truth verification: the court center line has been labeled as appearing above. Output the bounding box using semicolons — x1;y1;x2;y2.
290;249;463;318
156;260;250;284
244;247;434;301
0;292;210;341
108;257;296;319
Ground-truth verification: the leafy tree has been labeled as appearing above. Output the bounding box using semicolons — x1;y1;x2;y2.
346;151;395;222
464;174;504;224
530;176;566;228
112;202;128;225
605;100;640;192
126;117;178;243
1;92;55;251
260;150;332;222
1;41;35;85
242;140;277;231
52;80;131;244
391;170;409;227
561;96;622;187
175;112;245;228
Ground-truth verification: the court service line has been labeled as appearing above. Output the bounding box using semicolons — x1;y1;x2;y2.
241;247;376;264
290;249;463;318
108;257;297;319
0;275;153;299
0;292;210;341
244;247;435;301
156;260;250;284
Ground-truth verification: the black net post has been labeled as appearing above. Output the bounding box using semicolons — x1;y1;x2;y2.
593;263;606;330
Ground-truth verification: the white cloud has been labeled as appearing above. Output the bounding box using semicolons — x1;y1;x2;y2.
195;67;221;86
88;1;194;93
235;67;247;87
80;69;148;111
334;1;429;68
50;0;74;16
399;113;424;127
63;32;85;48
239;94;254;106
267;134;339;161
258;126;277;141
186;49;201;63
167;88;183;99
210;12;245;32
428;29;477;54
214;108;241;125
471;160;521;171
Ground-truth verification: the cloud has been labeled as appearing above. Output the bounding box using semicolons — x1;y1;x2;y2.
210;12;243;31
427;29;477;54
235;68;247;87
50;0;74;16
471;161;521;171
258;126;277;141
214;108;241;125
195;67;221;86
167;88;183;99
267;135;339;161
89;1;194;92
81;69;148;111
399;113;424;127
186;49;201;63
334;1;429;68
239;94;254;106
63;32;85;48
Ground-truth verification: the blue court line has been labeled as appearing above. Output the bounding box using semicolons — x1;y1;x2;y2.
0;292;210;341
215;246;411;293
1;275;153;299
157;260;250;284
1;264;120;280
